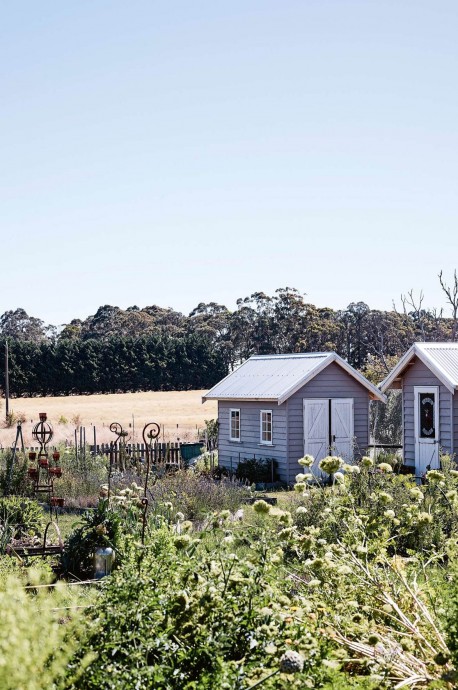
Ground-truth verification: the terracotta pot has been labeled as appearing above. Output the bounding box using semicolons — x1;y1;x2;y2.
28;451;37;461
28;468;38;479
49;467;62;478
39;459;49;468
39;412;47;422
52;451;60;462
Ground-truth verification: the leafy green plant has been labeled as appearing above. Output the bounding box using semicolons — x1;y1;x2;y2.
62;499;123;577
149;469;249;520
236;456;277;483
56;446;108;508
204;418;218;445
0;450;30;497
0;571;90;690
0;496;43;539
66;522;341;690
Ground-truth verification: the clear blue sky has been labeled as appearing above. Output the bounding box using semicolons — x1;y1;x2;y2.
2;1;458;325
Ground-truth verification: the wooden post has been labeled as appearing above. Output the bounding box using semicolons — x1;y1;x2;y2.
4;342;9;419
74;429;78;460
93;426;97;455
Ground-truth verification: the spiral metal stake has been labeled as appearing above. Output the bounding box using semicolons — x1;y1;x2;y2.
140;497;149;545
108;422;129;498
142;422;161;497
141;422;161;544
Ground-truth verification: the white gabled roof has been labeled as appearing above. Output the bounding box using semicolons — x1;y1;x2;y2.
380;342;458;394
203;352;386;404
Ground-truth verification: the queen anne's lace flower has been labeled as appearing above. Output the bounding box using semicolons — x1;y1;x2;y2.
417;511;433;525
174;534;192;549
298;455;314;467
253;500;271;514
410;487;424;501
378;491;394;505
377;462;393;473
319;456;343;475
361;456;373;468
426;469;444;483
343;463;360;474
338;564;352;575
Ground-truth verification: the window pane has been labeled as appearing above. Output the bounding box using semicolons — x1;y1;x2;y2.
261;412;272;442
231;410;240;439
419;393;435;439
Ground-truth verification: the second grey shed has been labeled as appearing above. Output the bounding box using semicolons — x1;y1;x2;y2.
380;342;458;475
203;352;386;483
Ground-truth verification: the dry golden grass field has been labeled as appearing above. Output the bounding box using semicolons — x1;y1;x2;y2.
0;391;218;448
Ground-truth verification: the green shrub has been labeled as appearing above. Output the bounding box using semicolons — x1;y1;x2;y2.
149;469;249;520
62;498;124;577
0;496;43;539
67;525;338;689
236;456;276;483
0;450;30;497
56;447;108;507
0;569;93;690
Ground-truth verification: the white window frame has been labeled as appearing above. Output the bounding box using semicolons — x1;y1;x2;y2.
229;408;241;442
260;409;273;445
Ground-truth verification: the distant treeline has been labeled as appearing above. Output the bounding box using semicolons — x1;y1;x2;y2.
0;285;456;396
0;334;225;396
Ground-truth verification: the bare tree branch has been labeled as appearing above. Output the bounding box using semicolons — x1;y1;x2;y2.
399;290;426;341
438;270;458;341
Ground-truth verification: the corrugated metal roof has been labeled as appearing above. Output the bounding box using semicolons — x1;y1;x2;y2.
380;342;458;393
203;352;386;403
203;353;331;401
417;343;458;387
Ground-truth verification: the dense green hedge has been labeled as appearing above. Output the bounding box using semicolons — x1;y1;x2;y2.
0;333;226;396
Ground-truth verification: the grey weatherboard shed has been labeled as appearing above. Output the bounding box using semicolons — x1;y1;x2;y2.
203;353;386;483
380;342;458;475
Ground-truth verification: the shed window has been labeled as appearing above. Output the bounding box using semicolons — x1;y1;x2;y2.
230;409;240;441
260;410;273;444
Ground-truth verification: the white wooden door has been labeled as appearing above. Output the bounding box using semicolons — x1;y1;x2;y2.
303;400;329;469
414;386;439;475
331;399;354;461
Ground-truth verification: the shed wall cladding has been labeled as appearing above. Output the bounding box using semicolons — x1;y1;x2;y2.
454;393;458;456
287;362;370;480
402;358;452;465
218;401;288;480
